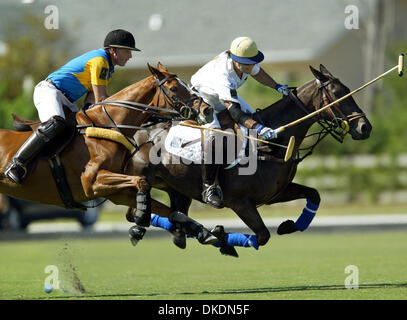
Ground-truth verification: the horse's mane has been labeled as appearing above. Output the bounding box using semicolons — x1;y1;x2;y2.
254;95;294;128
254;79;316;129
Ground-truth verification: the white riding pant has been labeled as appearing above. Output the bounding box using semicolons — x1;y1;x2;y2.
33;80;79;122
195;87;254;131
195;87;253;165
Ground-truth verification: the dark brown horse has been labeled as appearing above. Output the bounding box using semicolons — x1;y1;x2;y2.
0;63;201;213
128;64;372;247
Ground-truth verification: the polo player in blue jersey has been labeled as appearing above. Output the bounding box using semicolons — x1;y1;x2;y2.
4;29;140;184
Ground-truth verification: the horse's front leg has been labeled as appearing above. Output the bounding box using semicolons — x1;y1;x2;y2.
268;182;321;235
86;169;153;226
231;197;270;246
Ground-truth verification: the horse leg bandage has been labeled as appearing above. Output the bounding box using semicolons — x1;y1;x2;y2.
150;215;258;250
150;214;174;232
294;199;319;231
213;233;259;250
134;190;151;227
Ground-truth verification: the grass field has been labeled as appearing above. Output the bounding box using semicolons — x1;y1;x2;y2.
96;202;407;223
1;230;406;300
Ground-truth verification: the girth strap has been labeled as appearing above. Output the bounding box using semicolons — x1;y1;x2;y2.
48;155;86;210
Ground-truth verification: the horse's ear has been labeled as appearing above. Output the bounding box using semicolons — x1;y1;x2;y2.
147;63;163;78
309;65;329;82
309;65;323;79
319;64;334;78
157;61;168;72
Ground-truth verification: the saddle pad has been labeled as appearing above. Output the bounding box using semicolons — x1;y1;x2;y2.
164;122;248;169
85;127;134;151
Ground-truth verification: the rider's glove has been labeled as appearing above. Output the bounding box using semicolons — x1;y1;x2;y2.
275;84;290;96
255;124;278;140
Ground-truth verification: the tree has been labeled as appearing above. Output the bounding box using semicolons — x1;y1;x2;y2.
0;11;72;128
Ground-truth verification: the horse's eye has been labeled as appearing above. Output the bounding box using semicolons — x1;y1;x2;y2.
170;86;178;93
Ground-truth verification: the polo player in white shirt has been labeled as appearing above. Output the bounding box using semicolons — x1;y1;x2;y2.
190;36;290;208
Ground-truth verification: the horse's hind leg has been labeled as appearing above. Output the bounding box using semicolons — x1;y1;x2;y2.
268;182;321;235
231;197;270;246
168;190;192;249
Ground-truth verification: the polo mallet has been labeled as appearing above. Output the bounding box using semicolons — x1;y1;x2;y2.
179;122;296;162
274;53;405;135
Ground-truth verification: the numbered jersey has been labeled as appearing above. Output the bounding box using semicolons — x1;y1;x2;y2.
190;51;260;111
47;48;114;102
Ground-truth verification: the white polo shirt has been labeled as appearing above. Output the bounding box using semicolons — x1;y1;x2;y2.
190;51;260;112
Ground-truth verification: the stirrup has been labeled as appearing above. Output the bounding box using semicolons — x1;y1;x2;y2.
3;159;27;184
202;184;224;208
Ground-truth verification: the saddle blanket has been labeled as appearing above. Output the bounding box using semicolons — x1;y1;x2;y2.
164;122;248;169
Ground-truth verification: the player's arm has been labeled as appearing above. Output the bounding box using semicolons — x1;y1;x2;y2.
89;56;111;102
91;84;109;103
253;67;289;95
224;100;278;141
223;100;257;129
252;67;278;89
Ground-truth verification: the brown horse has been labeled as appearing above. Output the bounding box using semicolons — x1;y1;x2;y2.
128;64;373;247
0;63;201;214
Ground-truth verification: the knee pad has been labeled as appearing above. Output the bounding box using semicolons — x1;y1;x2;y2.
37;116;67;141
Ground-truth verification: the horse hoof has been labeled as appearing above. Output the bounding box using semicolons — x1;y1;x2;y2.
211;225;239;258
219;245;239;258
197;228;219;245
129;226;146;246
172;229;186;249
277;220;298;235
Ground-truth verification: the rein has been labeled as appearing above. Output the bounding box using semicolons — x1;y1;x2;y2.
78;74;205;156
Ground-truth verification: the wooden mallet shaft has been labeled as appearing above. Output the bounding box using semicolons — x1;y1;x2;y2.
275;53;405;134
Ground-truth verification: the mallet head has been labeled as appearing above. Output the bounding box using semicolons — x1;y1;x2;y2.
399;53;404;77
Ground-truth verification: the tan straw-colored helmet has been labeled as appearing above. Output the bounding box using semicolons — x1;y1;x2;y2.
229;36;264;64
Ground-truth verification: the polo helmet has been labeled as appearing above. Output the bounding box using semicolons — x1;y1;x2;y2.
104;29;140;51
229;36;264;64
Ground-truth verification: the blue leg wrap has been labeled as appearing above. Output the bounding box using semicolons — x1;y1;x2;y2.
213;233;259;250
150;214;174;232
149;214;259;250
294;199;319;231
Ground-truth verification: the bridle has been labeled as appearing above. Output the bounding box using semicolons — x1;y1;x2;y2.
315;78;366;142
153;74;204;121
256;78;368;163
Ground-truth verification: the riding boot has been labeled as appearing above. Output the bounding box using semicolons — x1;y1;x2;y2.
3;116;67;184
201;133;223;208
201;163;223;208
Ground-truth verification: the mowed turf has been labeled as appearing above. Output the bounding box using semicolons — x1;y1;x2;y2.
0;230;406;300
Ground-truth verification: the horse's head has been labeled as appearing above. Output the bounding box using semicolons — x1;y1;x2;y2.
148;62;213;123
309;64;372;140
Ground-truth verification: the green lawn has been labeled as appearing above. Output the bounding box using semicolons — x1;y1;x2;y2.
0;231;406;300
97;202;407;223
